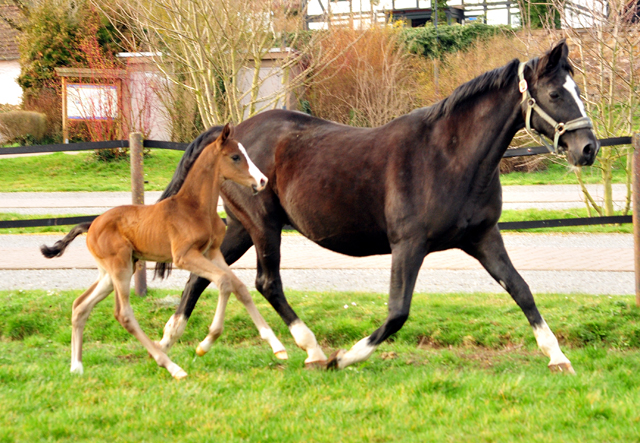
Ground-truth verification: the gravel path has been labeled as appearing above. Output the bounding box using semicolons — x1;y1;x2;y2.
1;233;633;295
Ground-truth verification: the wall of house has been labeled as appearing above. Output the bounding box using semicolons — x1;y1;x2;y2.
0;60;22;105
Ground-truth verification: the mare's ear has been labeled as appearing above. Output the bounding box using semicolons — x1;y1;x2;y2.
219;123;233;144
538;39;568;76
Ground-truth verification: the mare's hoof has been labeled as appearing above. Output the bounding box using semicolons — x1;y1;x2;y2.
274;350;289;360
304;360;327;370
195;345;208;357
549;362;576;375
325;349;346;370
173;369;188;380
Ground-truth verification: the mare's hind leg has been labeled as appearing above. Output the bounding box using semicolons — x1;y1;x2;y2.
463;226;574;374
173;248;286;359
327;239;425;369
70;267;113;374
107;260;187;380
252;226;327;366
157;219;253;352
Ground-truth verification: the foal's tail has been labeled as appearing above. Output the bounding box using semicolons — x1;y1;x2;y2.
40;222;92;258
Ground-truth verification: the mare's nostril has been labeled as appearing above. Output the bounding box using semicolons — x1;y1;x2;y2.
260;178;267;187
583;143;593;157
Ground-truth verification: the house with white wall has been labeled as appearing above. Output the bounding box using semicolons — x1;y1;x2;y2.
0;3;22;106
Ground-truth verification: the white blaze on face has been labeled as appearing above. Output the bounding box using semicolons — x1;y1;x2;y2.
238;143;268;188
563;75;587;118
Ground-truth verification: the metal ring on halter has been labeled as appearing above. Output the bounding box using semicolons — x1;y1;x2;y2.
555;122;566;136
527;98;536;107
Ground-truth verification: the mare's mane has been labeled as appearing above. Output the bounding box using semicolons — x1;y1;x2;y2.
418;58;521;125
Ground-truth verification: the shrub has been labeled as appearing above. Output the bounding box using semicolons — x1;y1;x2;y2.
0;111;47;144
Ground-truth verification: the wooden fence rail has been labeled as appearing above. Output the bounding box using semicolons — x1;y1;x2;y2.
1;134;638;302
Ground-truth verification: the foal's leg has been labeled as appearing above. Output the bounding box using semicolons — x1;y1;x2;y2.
463;226;574;374
157;220;253;352
327;240;425;369
108;262;187;380
174;248;286;359
70;267;113;374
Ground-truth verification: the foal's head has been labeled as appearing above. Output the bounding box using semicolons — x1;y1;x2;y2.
212;123;268;194
521;40;599;166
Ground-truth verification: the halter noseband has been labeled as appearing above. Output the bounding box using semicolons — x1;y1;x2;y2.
518;62;593;154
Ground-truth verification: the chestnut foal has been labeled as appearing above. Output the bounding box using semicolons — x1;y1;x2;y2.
41;124;287;379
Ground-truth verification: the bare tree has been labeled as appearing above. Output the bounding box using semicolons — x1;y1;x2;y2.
95;0;338;128
549;0;640;216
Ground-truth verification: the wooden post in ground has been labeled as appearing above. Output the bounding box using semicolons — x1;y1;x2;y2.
130;132;147;297
633;133;640;306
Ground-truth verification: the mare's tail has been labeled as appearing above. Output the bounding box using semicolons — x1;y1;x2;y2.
40;222;92;258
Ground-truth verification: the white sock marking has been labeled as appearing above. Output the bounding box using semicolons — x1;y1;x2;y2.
337;336;377;369
533;320;570;366
563;75;587;117
238;143;268;186
289;320;327;362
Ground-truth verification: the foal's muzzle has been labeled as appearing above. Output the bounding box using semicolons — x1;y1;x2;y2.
251;177;268;194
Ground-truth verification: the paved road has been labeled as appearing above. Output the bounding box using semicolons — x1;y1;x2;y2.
0;187;634;294
0;184;630;214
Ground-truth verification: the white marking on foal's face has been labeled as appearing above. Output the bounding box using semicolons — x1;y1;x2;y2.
563;75;587;118
238;143;268;188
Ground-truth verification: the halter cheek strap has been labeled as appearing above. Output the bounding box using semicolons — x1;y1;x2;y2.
518;62;593;154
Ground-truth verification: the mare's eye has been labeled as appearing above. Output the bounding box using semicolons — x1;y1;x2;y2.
231;154;241;162
549;91;560;100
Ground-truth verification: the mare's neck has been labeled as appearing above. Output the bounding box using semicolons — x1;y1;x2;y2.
454;73;524;175
175;146;221;215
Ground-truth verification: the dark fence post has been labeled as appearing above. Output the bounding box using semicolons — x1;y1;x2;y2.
130;132;147;297
633;133;640;307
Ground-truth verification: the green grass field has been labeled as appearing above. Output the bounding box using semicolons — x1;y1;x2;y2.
1;289;639;442
0;150;184;192
0;150;629;192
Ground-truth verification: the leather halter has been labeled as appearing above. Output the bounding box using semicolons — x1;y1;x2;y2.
518;62;593;154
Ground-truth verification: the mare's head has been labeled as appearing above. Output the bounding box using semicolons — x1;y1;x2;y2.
521;40;598;166
213;123;268;194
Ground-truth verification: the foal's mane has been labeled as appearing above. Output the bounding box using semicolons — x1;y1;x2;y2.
158;125;224;202
419;58;521;125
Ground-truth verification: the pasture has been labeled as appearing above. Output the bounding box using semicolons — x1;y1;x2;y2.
2;288;639;442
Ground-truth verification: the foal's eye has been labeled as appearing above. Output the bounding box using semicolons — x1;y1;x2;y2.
231;154;241;162
549;91;560;100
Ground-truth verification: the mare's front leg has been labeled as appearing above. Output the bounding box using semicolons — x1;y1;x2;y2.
463;226;575;374
157;221;253;352
252;225;327;366
174;248;286;360
327;240;426;369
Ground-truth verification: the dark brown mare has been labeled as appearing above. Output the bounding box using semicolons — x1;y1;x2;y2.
40;124;287;379
157;40;598;373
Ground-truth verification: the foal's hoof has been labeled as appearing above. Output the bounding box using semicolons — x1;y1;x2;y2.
274;350;289;360
304;360;327;370
195;345;208;357
172;369;188;380
549;362;576;375
325;349;346;370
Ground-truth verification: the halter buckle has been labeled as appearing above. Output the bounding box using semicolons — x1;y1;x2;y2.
519;79;528;93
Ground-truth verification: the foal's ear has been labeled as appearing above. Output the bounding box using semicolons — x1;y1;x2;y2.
540;39;568;75
219;123;233;144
